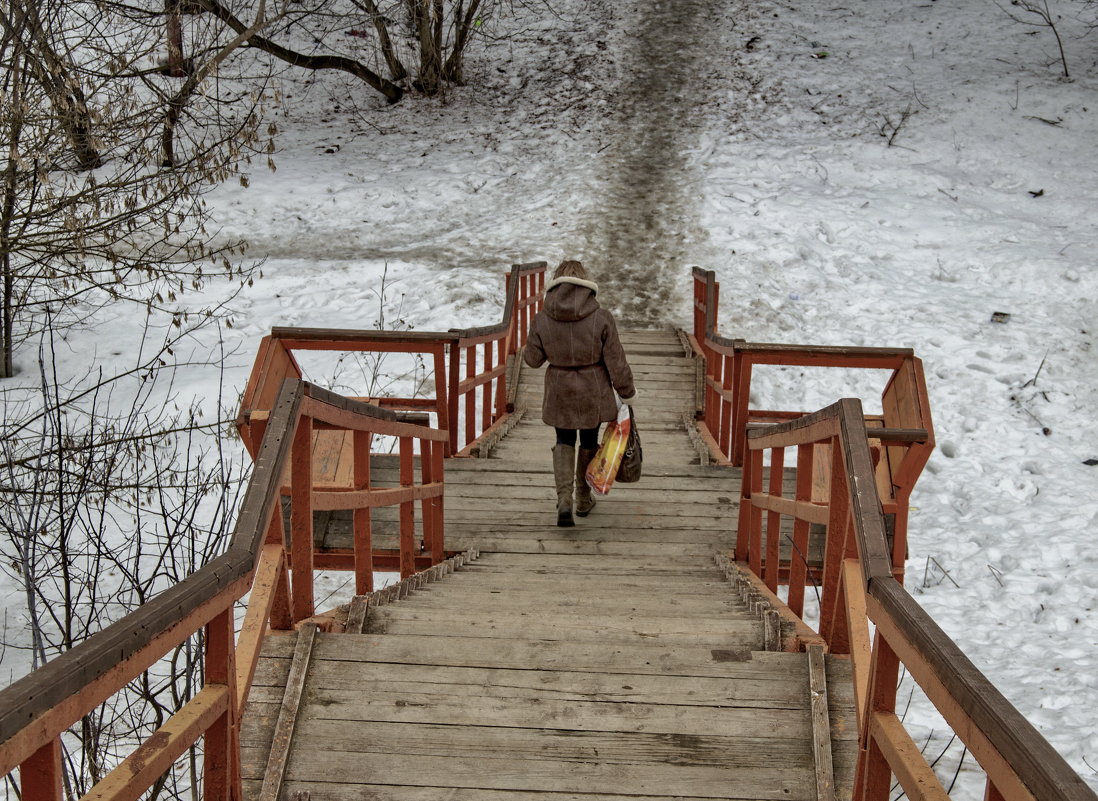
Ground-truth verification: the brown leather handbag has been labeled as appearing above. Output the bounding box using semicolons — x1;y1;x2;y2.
616;406;642;483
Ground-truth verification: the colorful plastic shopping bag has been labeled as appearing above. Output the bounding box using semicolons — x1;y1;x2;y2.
585;401;632;496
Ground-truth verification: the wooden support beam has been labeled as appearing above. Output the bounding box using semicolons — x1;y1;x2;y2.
258;624;318;801
19;739;61;801
235;543;285;711
81;687;229;801
808;645;837;801
843;558;872;733
869;711;951;801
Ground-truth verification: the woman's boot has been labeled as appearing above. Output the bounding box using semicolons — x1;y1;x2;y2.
574;447;598;517
552;444;575;527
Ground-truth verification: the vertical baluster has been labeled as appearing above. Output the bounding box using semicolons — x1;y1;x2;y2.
764;446;785;592
819;440;850;647
267;514;292;630
704;347;718;431
747;448;765;575
464;344;475;447
735;440;754;562
719;352;734;458
204;608;241;801
495;336;507;418
520;274;529;345
731;353;751;466
20;739;62;801
353;429;373;595
431;436;445;562
290;416;313;622
788;443;814;617
481;341;492;431
853;633;900;801
399;436;415;578
420;437;435;564
447;340;460;457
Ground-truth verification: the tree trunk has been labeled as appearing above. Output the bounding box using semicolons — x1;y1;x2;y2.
0;49;25;378
358;0;407;81
165;0;188;77
199;0;403;103
7;3;102;170
416;0;442;94
443;0;482;85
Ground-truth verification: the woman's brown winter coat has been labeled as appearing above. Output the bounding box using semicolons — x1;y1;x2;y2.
523;278;635;430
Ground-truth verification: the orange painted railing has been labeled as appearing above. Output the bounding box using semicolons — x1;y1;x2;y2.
0;380;447;801
690;267;934;576
237;262;545;459
737;400;1096;801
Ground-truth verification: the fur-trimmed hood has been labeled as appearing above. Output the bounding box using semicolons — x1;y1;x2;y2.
543;276;599;322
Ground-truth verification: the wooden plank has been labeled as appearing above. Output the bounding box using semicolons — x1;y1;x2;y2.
82;686;229;801
249;779;810;801
807;645;837;801
258;624;317;801
291;634;862;687
364;609;762;647
243;716;860;768
291;684;821;741
466;552;722;570
274;749;814;800
387;591;749;617
250;660;853;710
869;711;950;801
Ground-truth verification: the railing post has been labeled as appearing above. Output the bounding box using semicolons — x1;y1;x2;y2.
764;446;785;591
20;739;62;801
266;514;293;630
788;443;814;616
747;449;765;574
398;436;415;578
204;608;241;801
290;415;314;622
432;343;451;457
735;442;754;562
853;632;900;801
719;352;734;459
464;343;475;449
494;336;507;421
481;341;492;432
447;339;460;457
353;429;373;594
819;439;849;647
420;436;437;564
731;350;751;466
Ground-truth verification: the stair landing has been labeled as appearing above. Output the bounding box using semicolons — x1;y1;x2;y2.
241;330;857;800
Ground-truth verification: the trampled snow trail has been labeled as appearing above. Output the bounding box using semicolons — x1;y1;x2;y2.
574;0;742;327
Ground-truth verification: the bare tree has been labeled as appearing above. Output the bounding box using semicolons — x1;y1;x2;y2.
0;317;247;799
0;0;271;379
998;0;1071;77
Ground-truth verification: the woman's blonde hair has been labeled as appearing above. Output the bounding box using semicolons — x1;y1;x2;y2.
553;260;589;281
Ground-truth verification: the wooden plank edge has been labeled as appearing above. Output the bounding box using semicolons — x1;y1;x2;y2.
715;555;827;653
258;623;318;801
343;548;483;623
808;644;838;801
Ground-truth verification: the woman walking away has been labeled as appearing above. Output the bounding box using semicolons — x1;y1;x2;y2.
524;260;636;527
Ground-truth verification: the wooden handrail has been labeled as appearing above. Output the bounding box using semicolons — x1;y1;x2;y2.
738;399;1097;801
689;266;934;579
239;262;547;458
0;378;449;800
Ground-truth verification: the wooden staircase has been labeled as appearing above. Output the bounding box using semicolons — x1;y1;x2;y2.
241;330;857;800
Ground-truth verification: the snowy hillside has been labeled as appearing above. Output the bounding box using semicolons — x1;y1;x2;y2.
1;0;1095;795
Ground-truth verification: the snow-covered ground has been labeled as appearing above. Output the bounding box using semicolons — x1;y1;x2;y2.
3;0;1096;794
